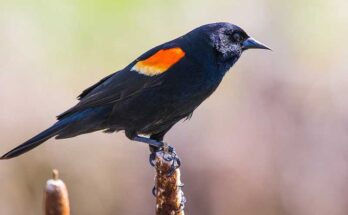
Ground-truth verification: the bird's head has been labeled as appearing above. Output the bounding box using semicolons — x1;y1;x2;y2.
187;22;270;70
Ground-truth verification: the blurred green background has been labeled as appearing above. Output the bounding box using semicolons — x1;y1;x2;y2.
1;0;348;214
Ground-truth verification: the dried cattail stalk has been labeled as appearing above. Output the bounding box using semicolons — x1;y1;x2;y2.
44;169;70;215
155;151;185;215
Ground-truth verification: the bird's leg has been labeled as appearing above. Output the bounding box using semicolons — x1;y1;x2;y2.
131;135;181;176
132;135;163;148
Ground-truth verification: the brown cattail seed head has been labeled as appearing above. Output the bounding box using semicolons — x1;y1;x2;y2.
44;169;70;215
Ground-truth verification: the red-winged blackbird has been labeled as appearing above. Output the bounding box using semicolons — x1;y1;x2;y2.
1;22;270;160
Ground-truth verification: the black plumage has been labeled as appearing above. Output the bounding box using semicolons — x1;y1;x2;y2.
1;22;270;159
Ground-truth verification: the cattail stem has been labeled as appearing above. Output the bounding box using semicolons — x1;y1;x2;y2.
154;151;185;215
44;169;70;215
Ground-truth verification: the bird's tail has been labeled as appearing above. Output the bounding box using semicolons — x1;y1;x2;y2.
1;106;110;160
0;118;72;160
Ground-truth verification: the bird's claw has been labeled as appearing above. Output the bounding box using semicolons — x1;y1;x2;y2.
152;186;157;197
165;149;181;176
148;143;181;176
149;152;156;167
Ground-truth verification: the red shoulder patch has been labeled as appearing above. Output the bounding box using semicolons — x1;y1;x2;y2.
131;48;185;76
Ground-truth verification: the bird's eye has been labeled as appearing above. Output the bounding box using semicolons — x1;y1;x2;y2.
232;33;242;43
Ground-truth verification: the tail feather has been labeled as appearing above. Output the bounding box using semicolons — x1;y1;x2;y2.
1;107;110;160
1;119;70;160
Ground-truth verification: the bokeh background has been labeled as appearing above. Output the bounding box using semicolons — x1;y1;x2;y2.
1;0;348;214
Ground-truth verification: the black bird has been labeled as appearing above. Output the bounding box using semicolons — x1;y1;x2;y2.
1;22;270;160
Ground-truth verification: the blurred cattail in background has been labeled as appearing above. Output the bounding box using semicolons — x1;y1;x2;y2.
44;169;70;215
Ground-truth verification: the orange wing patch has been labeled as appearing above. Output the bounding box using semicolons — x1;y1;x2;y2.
131;48;185;76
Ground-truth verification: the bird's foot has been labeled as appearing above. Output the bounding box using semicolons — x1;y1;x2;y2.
149;143;181;176
131;135;181;175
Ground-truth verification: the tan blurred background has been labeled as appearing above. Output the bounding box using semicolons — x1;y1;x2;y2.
1;0;348;214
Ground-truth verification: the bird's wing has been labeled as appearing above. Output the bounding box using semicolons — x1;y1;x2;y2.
57;43;186;120
77;73;114;100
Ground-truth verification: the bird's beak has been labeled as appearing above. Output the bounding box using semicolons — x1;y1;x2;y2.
242;37;271;51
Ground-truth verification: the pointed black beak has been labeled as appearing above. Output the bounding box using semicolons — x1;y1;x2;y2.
242;37;271;51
